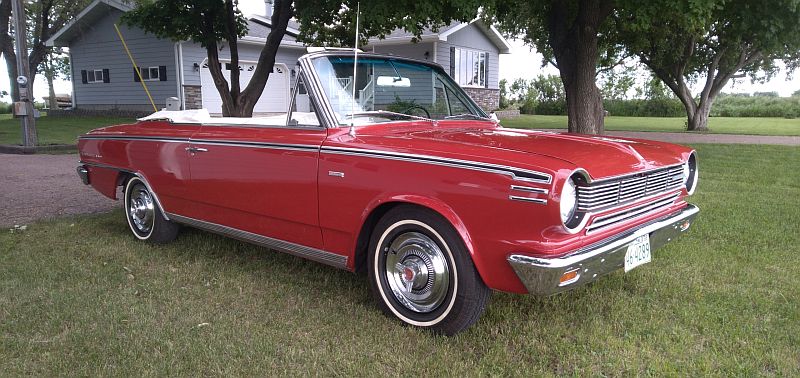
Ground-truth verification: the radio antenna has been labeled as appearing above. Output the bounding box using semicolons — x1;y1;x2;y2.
348;2;360;137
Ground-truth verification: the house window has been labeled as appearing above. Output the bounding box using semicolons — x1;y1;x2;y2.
139;66;160;81
452;48;487;88
87;69;104;83
134;66;167;82
81;68;109;84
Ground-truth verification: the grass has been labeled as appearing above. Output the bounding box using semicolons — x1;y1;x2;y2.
501;115;800;136
1;144;800;375
0;114;134;146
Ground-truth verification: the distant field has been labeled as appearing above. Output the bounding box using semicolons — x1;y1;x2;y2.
1;144;798;375
0;114;133;145
501;115;800;136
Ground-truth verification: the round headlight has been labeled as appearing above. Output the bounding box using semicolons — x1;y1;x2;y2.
685;153;698;195
560;174;588;233
560;177;577;224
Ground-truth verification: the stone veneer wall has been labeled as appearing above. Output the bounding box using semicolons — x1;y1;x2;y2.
183;85;202;110
46;109;151;118
462;87;500;112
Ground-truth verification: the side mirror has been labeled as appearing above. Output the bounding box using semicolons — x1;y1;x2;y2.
288;118;299;127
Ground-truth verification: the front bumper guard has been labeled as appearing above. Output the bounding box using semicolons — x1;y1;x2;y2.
508;204;699;296
77;165;90;185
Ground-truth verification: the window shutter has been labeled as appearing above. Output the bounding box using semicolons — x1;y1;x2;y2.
81;70;88;84
133;67;141;82
159;66;167;81
103;69;110;83
483;54;489;88
449;47;455;77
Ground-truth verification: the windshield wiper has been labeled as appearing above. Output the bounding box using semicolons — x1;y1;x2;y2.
444;113;495;122
347;110;436;124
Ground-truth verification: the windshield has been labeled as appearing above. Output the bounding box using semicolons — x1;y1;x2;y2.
310;55;487;125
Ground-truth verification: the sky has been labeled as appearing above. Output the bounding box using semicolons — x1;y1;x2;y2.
2;0;799;102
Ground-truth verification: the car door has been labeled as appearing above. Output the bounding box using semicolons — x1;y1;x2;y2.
182;76;328;249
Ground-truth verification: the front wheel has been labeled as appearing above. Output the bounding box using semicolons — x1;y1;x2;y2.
124;176;179;243
368;206;490;335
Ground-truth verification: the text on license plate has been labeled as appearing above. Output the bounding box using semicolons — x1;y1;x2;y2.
624;234;652;272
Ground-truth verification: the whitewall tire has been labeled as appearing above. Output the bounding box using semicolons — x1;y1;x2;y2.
367;205;490;335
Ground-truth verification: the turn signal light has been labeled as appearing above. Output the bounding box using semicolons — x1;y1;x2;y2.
559;268;581;286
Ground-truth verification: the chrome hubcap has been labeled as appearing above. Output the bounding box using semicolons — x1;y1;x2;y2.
385;232;449;313
128;187;154;234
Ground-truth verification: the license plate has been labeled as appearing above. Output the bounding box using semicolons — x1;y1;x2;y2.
624;234;652;272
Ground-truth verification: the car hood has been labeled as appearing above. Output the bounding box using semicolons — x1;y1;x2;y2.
404;127;688;180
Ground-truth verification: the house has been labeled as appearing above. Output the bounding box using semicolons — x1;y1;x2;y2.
46;0;511;114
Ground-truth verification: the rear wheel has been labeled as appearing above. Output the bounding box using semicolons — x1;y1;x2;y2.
124;177;179;243
367;206;490;335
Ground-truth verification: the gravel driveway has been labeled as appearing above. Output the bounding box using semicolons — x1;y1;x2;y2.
1;131;797;227
0;153;118;228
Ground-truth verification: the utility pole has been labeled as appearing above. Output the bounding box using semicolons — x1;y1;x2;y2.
11;0;37;147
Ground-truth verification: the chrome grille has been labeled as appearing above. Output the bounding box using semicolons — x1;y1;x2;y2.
586;193;680;233
577;165;684;212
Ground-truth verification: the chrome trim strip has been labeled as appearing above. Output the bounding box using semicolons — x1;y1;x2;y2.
78;136;320;152
79;160;129;172
509;195;547;205
166;213;348;269
510;185;549;194
321;146;552;184
191;139;319;152
79;135;186;143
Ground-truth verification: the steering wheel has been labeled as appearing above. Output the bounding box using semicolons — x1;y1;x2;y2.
401;105;431;119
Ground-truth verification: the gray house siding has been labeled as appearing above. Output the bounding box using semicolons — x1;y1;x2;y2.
436;25;500;90
371;42;436;63
69;9;178;110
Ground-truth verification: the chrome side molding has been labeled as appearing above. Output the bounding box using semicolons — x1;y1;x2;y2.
166;213;349;270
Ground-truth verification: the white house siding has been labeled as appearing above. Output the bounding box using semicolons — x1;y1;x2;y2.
69;9;178;110
180;42;306;112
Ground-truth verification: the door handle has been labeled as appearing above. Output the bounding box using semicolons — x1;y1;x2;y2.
185;147;208;153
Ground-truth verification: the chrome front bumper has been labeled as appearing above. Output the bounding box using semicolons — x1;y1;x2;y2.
508;204;699;296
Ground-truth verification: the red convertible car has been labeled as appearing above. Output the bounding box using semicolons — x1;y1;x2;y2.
77;51;699;335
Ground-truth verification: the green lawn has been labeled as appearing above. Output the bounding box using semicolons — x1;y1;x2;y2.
1;144;799;375
0;114;134;145
502;115;800;136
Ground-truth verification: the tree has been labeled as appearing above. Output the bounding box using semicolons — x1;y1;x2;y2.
793;89;800;97
124;0;282;117
485;0;621;134
126;0;480;117
616;0;800;131
498;78;509;109
0;0;89;101
41;47;69;109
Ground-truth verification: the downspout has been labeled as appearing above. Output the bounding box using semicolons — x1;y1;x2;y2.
69;50;76;108
174;41;184;109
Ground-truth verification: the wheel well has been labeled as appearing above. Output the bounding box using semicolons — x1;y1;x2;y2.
353;202;398;274
116;171;134;197
353;202;460;274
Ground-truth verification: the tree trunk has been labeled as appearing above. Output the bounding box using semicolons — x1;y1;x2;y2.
546;0;613;134
45;65;58;110
237;0;293;116
3;50;18;100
